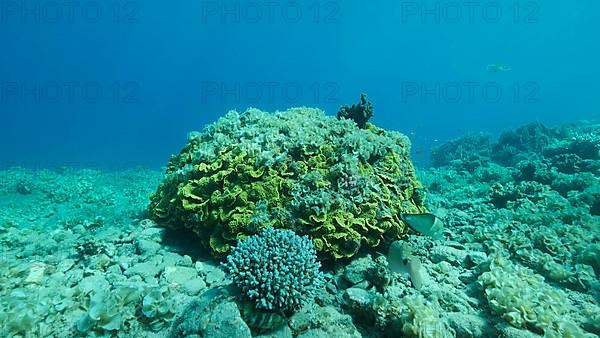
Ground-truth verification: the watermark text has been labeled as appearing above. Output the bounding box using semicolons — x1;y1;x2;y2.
1;1;139;23
1;82;139;104
401;81;540;103
401;2;539;23
201;1;339;23
202;81;339;104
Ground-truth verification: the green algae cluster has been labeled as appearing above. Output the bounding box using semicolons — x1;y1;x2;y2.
149;107;426;260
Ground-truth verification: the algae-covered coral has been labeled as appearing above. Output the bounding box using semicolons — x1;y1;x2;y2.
149;107;426;260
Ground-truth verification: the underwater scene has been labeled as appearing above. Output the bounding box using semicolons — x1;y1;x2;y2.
1;1;599;338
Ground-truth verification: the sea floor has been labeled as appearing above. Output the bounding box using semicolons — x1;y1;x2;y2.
1;122;599;338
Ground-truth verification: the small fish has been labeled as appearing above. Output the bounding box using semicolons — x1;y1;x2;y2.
238;300;287;334
387;241;424;290
487;63;512;73
388;240;412;274
400;213;444;240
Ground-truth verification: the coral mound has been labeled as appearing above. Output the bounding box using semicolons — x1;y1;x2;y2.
149;107;426;259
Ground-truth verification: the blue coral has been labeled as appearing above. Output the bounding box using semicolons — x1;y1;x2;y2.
221;227;324;312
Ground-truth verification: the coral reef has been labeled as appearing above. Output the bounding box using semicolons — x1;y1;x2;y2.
141;285;179;330
478;255;587;336
418;120;600;337
432;122;600;217
2;116;599;338
149;107;426;260
430;132;491;170
76;283;143;333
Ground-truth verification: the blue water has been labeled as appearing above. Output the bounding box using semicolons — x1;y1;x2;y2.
1;1;599;169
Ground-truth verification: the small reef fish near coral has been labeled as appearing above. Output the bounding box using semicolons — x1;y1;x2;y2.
486;63;513;73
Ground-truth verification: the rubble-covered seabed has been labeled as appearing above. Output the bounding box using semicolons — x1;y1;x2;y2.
1;121;599;338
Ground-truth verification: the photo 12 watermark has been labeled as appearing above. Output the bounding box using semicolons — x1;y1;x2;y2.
200;1;340;23
201;81;340;104
400;2;539;23
401;81;540;104
1;1;139;23
1;81;140;104
1;161;145;183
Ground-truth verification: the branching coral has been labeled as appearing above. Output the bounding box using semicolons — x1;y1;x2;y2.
221;227;324;313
